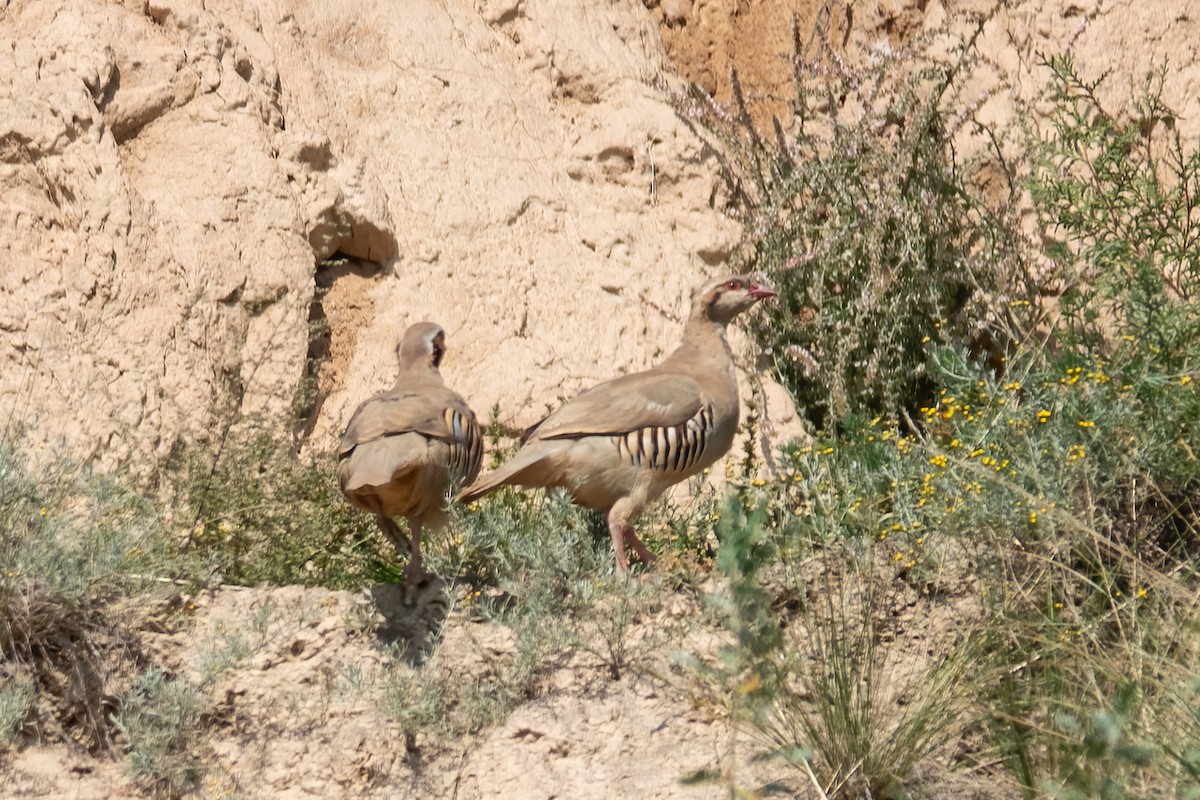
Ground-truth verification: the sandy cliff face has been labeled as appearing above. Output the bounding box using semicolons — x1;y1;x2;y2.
0;0;758;471
3;0;1199;473
2;0;332;467
652;0;1200;144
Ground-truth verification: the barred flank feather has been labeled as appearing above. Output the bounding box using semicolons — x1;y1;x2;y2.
444;407;483;484
612;402;716;472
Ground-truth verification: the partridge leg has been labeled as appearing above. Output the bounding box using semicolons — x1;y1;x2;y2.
606;509;631;574
377;515;411;554
405;517;425;587
625;528;656;567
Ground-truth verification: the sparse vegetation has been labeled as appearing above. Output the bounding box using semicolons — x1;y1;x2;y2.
0;442;169;752
0;677;35;746
113;668;206;798
379;490;677;741
676;19;1200;800
169;428;384;589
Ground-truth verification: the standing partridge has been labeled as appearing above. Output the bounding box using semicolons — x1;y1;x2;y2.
338;322;484;586
457;275;775;573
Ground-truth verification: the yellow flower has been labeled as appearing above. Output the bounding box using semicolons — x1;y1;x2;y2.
38;507;47;517
1136;586;1148;599
1077;420;1095;428
1004;381;1022;392
736;671;762;695
1181;375;1193;385
1037;410;1051;423
1029;511;1038;525
1067;445;1086;462
929;454;948;469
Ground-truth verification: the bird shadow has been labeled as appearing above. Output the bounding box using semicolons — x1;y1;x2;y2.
366;576;450;665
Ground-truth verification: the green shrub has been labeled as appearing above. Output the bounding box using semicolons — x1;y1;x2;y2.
383;489;677;742
972;55;1200;799
1032;55;1200;371
681;13;1027;428
0;677;35;746
450;488;636;680
0;442;170;751
682;15;1200;799
113;667;205;798
169;429;383;588
685;492;971;798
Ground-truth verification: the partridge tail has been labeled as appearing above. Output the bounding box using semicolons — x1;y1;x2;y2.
338;438;421;493
455;444;556;504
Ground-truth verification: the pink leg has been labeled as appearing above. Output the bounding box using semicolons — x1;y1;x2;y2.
405;518;425;587
376;515;411;554
625;528;656;567
606;508;631;575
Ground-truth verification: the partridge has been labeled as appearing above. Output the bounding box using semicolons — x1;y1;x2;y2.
457;275;776;573
338;322;484;586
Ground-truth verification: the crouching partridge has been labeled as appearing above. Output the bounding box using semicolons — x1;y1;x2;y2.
457;275;776;573
338;322;483;586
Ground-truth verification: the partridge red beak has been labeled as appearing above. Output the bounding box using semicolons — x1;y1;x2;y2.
747;281;777;301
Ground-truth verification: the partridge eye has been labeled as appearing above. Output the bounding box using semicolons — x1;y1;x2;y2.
725;279;741;290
